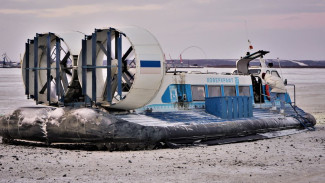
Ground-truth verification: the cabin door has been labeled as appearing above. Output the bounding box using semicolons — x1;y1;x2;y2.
251;76;265;103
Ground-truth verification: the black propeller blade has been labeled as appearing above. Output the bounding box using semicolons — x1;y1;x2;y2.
39;75;53;94
59;51;72;76
64;69;72;76
122;46;133;61
124;69;134;81
60;51;70;66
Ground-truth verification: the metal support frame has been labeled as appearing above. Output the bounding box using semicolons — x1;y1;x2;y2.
26;67;55;70
25;40;30;97
117;33;122;99
55;37;62;103
81;37;88;105
286;84;296;107
33;35;39;103
91;32;97;103
46;33;51;103
106;30;112;103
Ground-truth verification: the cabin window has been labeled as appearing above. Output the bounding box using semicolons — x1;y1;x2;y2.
208;86;222;97
271;71;280;77
191;85;205;101
239;86;251;96
224;86;236;96
248;69;261;74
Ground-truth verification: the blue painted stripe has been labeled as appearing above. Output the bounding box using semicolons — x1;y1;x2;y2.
235;85;239;96
140;60;161;67
221;85;225;96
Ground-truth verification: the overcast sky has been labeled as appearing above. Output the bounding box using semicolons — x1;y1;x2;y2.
0;0;324;61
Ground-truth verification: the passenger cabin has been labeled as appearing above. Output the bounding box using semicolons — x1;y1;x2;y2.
138;50;291;112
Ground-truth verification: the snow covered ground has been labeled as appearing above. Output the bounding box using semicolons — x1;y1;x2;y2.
0;68;324;182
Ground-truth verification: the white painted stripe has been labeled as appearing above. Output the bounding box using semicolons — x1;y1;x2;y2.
140;67;161;74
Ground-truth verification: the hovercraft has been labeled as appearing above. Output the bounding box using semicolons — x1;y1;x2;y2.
0;26;316;151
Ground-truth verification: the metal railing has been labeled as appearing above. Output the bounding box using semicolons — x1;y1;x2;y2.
285;83;296;107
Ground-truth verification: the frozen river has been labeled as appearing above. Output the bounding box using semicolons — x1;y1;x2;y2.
0;68;35;115
0;68;324;183
0;68;324;115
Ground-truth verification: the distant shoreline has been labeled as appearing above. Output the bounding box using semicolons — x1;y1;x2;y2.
204;66;325;68
166;59;325;68
1;66;325;69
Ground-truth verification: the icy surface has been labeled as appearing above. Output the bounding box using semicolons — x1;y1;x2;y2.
71;108;98;124
48;108;65;119
48;108;65;126
0;69;35;115
19;108;50;125
0;68;324;182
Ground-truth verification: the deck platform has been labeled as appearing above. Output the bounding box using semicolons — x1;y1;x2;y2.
117;104;306;127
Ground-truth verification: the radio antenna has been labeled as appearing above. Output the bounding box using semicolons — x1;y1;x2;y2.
244;20;254;51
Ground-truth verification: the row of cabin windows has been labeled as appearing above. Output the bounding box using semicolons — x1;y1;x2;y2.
191;85;251;101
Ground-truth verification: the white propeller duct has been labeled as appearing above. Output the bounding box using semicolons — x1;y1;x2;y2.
22;26;165;110
77;26;165;110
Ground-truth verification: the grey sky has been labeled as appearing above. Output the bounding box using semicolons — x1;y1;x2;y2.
0;0;324;61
